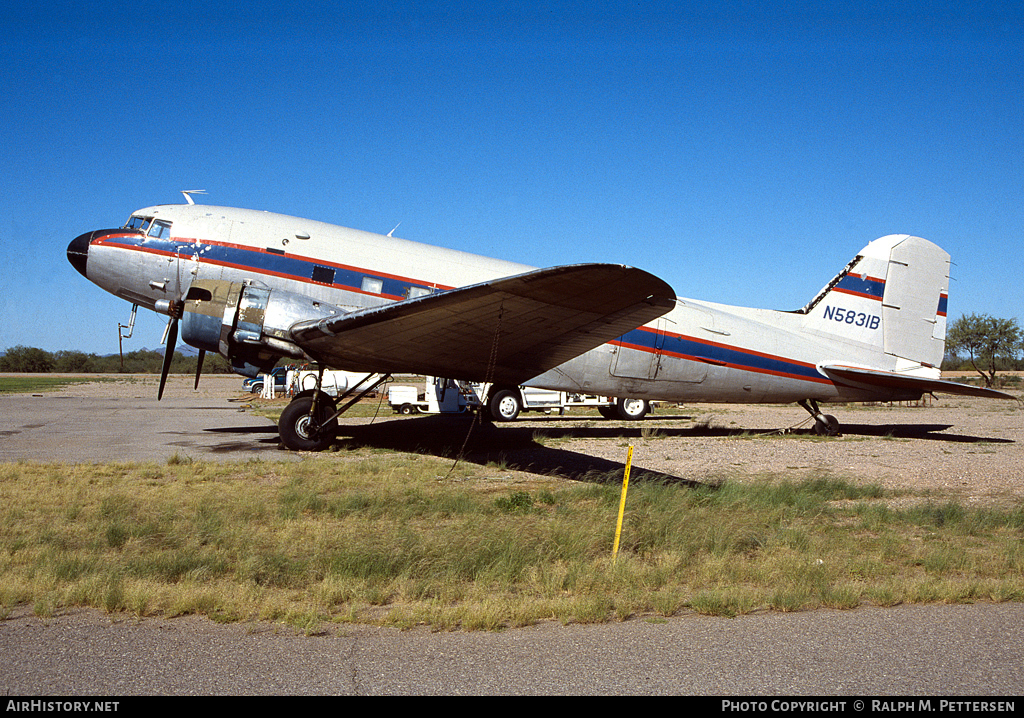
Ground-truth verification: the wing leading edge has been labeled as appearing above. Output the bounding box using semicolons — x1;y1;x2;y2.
290;263;676;385
820;364;1018;401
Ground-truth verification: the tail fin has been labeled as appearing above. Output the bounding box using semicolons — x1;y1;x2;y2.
800;235;950;369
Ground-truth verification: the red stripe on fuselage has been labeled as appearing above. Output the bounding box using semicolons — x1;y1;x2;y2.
182;237;457;291
610;326;833;386
92;234;456;301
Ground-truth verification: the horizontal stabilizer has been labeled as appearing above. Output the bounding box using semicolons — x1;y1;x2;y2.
290;263;676;385
821;364;1017;401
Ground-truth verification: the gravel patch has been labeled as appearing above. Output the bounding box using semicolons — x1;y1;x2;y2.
533;394;1023;505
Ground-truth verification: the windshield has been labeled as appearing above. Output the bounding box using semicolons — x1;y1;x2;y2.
124;215;152;232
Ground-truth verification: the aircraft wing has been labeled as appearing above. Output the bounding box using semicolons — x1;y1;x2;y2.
289;263;676;385
820;364;1018;400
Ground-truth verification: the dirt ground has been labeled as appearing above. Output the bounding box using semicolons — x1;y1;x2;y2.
28;373;1024;505
550;394;1024;505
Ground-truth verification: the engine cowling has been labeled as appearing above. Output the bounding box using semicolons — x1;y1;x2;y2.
180;279;343;377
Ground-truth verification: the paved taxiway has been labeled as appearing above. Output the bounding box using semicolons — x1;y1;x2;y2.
2;603;1023;695
2;381;1022;695
0;393;286;463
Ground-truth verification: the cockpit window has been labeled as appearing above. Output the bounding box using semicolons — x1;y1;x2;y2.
125;215;152;232
147;220;172;239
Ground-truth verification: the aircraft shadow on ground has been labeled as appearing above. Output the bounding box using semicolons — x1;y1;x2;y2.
830;423;1012;443
470;411;1012;443
329;414;702;487
204;425;281;435
202;412;1012;482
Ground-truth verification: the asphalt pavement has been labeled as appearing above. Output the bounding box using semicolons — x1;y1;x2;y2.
0;394;285;463
2;603;1022;696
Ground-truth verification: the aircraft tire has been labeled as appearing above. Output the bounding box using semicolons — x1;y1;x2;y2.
278;396;337;451
616;398;649;421
598;405;618;420
813;414;840;437
488;388;522;422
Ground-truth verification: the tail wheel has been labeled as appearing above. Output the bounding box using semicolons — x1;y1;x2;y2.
278;395;338;451
616;398;649;420
488;388;522;422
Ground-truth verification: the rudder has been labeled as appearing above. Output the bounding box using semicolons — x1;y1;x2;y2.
880;236;949;368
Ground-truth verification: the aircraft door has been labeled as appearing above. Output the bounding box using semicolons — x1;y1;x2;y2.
143;219;190;298
610;326;659;380
173;235;196;298
651;309;711;384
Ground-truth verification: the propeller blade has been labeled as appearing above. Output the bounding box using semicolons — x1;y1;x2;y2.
158;317;178;401
194;349;205;390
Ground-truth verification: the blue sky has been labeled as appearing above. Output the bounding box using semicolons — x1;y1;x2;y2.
2;1;1021;355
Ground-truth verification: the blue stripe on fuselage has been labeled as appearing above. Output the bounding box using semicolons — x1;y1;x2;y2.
96;234;444;300
612;327;829;385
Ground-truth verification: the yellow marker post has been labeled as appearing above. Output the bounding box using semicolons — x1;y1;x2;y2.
612;444;634;562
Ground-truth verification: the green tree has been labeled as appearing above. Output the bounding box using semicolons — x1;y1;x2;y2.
0;345;55;372
53;350;96;373
946;314;1023;387
0;345;237;375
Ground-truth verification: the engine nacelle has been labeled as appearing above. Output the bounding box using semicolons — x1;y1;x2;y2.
181;279;343;377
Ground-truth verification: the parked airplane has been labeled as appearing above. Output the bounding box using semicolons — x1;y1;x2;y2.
67;194;1014;449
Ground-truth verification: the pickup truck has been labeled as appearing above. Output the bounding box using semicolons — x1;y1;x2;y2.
243;367;288;394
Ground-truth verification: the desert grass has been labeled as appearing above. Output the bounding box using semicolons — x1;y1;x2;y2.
0;376;122;394
1;456;1021;632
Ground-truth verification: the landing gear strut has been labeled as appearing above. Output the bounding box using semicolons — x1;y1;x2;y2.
798;399;840;437
278;369;391;451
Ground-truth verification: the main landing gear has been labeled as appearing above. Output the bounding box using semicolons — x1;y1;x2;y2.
596;397;650;421
798;399;840;437
277;370;391;451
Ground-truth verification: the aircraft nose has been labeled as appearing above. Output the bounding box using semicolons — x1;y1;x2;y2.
67;231;91;278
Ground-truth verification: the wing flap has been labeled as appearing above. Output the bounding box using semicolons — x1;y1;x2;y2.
290;263;675;385
821;364;1017;400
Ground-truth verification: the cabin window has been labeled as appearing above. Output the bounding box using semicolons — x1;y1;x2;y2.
311;265;336;285
408;286;433;299
361;276;383;294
